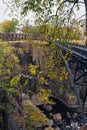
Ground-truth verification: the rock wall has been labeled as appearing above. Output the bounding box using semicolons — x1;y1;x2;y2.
0;41;81;130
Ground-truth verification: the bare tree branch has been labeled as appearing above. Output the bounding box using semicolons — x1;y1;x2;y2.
70;0;77;15
44;14;58;23
76;14;86;20
64;0;84;4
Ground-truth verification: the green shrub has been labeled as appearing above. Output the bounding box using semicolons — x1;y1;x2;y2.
23;102;47;128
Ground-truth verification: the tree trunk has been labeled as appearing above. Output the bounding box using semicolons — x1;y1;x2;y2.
85;0;87;45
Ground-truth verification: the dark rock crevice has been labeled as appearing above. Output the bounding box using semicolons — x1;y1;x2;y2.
37;96;81;119
0;90;8;130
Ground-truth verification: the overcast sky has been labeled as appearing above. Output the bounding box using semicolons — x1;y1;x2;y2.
0;1;11;22
0;0;85;25
0;0;36;25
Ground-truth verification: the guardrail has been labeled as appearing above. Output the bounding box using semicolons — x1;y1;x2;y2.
56;41;87;60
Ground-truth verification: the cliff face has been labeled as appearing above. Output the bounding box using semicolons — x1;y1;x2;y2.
0;89;26;130
0;89;8;130
7;95;26;130
11;41;76;104
0;42;31;130
0;41;48;130
0;41;78;130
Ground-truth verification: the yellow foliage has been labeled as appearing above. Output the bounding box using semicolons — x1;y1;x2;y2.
59;88;63;95
28;63;38;76
23;80;29;86
1;19;18;33
45;43;68;82
18;48;24;54
10;76;20;87
39;77;49;85
39;88;52;104
0;42;20;86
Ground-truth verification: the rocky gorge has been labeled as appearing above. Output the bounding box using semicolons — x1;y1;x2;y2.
0;41;86;130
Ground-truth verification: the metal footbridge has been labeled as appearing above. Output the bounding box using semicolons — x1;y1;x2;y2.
56;41;87;124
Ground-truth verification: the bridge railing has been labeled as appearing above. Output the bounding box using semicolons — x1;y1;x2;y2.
0;33;30;41
0;33;52;42
0;33;44;41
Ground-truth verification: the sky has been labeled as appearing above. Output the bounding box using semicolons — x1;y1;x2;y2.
0;0;85;25
0;0;36;25
0;1;11;22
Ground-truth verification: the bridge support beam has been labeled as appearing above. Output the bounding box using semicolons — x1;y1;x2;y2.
64;59;86;124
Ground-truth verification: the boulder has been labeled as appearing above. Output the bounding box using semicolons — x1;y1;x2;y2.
53;113;62;123
44;127;54;130
46;119;53;127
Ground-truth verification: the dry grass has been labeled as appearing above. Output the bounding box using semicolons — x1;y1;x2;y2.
72;40;85;45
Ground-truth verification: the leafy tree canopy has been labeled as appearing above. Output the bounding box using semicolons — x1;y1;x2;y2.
8;0;84;42
21;0;86;45
12;0;85;23
0;18;19;33
1;0;85;42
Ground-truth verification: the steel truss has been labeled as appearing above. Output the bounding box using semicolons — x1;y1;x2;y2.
69;55;87;86
56;41;87;124
64;60;86;124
